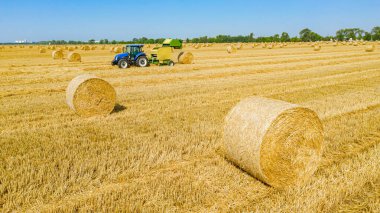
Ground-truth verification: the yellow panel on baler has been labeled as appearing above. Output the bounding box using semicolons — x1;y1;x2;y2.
151;47;159;56
163;39;172;45
157;47;173;62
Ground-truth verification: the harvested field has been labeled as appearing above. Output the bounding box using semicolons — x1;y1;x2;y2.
0;43;379;212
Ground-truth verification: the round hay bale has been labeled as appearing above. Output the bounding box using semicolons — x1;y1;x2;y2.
223;97;323;188
91;46;97;50
267;44;273;49
236;43;243;50
365;45;375;52
39;48;46;53
66;74;116;117
314;45;321;51
113;47;122;53
67;52;81;62
68;47;75;51
83;45;90;51
52;50;64;59
177;51;194;64
226;45;237;54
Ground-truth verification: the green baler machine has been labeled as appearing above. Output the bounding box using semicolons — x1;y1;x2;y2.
149;39;183;66
162;39;183;49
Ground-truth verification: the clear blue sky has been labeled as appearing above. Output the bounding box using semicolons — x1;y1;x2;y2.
0;0;379;42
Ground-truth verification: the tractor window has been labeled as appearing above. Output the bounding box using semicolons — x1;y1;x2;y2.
132;47;139;53
126;46;131;53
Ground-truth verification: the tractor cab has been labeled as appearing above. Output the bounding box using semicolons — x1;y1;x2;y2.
112;44;148;68
123;44;144;59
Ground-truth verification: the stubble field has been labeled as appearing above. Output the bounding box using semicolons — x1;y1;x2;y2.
0;42;379;212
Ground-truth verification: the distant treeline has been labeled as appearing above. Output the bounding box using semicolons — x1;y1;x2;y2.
3;27;380;45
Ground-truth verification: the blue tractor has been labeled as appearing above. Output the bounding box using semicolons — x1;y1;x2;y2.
111;44;149;69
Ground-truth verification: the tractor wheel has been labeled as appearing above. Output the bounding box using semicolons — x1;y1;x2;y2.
137;56;148;67
169;61;175;66
118;59;129;69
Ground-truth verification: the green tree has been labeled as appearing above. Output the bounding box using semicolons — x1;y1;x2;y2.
345;29;356;40
273;34;280;42
335;28;366;41
290;37;301;42
299;28;312;41
299;28;322;41
355;29;365;39
336;29;345;41
249;33;254;42
199;36;208;43
371;26;380;40
363;32;372;41
280;32;290;42
88;39;95;44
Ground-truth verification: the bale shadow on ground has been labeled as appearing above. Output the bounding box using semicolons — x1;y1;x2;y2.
112;103;126;113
